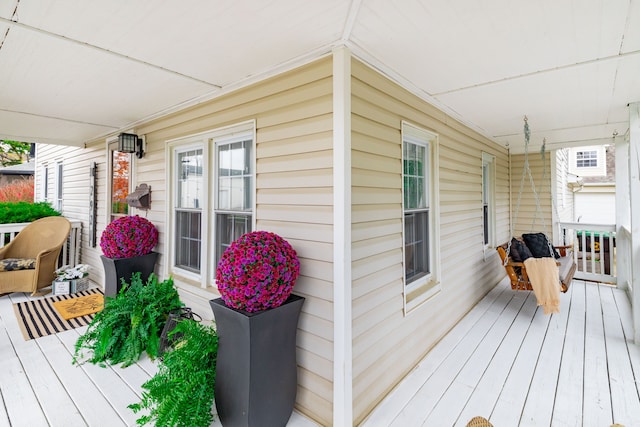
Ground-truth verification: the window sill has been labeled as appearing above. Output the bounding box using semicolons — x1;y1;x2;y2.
405;280;441;314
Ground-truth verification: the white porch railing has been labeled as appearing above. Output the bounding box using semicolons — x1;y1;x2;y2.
559;221;617;284
0;219;82;267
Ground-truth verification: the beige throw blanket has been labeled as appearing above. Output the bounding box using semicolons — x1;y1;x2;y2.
523;257;561;314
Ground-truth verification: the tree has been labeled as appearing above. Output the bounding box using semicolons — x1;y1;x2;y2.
0;140;31;167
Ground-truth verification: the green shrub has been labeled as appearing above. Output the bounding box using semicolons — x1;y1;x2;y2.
74;273;184;368
0;201;60;224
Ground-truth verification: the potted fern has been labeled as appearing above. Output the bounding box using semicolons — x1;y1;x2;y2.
73;273;183;367
129;319;218;427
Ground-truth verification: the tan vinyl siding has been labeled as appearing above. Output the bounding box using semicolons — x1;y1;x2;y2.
133;57;334;425
510;151;554;238
350;58;508;423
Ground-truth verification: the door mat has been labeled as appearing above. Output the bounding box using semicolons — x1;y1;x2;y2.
52;293;104;320
12;289;103;340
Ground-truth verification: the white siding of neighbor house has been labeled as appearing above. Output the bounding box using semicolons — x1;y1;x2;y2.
35;143;110;285
350;59;508;423
555;148;575;236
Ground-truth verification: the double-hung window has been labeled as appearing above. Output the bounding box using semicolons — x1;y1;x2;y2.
170;121;255;287
402;122;440;310
482;153;496;250
175;148;204;273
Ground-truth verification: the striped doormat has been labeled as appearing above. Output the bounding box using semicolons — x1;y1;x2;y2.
12;288;103;340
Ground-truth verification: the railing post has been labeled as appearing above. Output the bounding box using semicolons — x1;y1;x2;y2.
629;102;640;344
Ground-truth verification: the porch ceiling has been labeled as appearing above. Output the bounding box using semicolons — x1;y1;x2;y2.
1;0;638;153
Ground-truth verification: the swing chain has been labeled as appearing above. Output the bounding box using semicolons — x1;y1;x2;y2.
505;117;555;264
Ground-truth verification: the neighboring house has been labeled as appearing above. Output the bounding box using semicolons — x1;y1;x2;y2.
35;51;561;425
0;160;34;186
570;145;616;224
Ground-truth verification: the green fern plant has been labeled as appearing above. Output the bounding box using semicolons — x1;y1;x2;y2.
74;273;183;367
129;319;218;427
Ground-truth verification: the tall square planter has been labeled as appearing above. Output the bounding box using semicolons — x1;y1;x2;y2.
210;294;304;427
100;251;158;297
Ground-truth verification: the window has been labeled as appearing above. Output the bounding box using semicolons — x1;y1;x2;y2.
214;136;253;267
42;164;49;202
576;150;597;168
55;161;63;211
111;150;131;220
175;148;203;272
482;153;496;249
402;122;440;309
169;122;255;286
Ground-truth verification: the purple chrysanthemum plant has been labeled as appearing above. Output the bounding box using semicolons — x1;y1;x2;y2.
216;231;301;313
100;215;159;259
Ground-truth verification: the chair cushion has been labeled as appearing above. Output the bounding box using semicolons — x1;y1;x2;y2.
508;238;533;262
0;258;36;272
522;233;560;259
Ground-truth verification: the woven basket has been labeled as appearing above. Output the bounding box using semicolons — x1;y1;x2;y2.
466;416;493;427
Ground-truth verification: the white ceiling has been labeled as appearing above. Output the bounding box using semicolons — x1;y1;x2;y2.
1;0;638;153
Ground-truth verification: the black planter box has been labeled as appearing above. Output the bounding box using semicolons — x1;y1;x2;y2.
210;294;304;427
100;251;159;297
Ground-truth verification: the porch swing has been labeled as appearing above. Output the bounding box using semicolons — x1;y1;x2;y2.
496;117;577;293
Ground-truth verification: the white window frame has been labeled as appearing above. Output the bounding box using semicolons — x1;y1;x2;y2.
576;150;598;168
402;121;440;313
107;139;133;223
55;160;63;211
166;121;256;289
41;163;49;202
482;152;496;253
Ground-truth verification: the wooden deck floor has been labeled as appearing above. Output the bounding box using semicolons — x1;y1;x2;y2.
3;279;639;426
362;279;640;427
0;289;318;427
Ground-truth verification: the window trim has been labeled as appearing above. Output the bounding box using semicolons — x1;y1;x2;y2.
106;139;134;223
55;160;63;211
401;121;441;313
42;163;49;202
482;152;496;253
174;144;206;277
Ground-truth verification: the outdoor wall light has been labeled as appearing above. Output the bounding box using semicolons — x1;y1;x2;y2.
118;132;144;158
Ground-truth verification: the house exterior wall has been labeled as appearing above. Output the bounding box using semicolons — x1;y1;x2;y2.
350;59;508;423
35;52;514;426
510;151;555;239
134;57;335;424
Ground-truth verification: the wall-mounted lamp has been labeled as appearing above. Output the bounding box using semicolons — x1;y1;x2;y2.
118;133;144;158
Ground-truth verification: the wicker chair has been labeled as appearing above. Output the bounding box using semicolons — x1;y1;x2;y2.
0;217;71;295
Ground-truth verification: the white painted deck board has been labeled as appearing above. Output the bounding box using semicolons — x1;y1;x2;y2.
363;278;640;427
552;281;585;427
361;283;506;427
0;290;318;427
390;289;516;426
454;292;539;426
583;283;614;426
